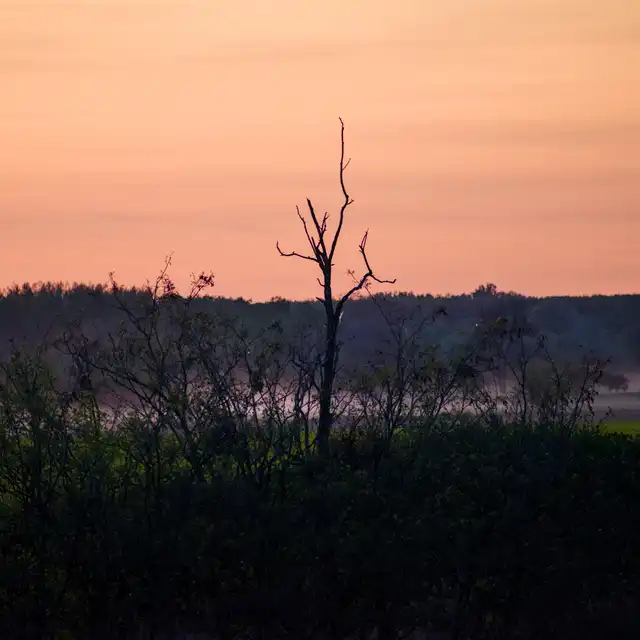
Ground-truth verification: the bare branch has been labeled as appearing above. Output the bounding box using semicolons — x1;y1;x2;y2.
276;203;329;266
329;117;353;261
306;199;329;259
320;212;329;235
296;205;322;258
276;241;318;263
336;230;396;318
359;230;396;286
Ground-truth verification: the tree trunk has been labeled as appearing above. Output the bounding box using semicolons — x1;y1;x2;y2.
317;307;338;456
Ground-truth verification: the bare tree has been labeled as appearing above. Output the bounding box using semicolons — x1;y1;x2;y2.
276;118;395;454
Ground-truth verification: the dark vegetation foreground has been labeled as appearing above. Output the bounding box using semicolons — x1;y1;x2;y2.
1;320;640;639
1;398;640;639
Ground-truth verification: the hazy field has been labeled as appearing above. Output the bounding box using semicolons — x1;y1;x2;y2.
597;383;640;435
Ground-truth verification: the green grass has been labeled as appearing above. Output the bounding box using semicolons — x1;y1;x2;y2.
603;420;640;436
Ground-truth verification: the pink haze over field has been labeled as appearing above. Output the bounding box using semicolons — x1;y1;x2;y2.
1;0;639;300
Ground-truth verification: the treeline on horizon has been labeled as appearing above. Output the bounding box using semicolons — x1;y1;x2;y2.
2;279;639;369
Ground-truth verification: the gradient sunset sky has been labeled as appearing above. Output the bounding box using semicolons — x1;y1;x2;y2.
1;0;639;299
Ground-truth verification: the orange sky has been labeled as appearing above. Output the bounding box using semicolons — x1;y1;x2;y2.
1;0;639;299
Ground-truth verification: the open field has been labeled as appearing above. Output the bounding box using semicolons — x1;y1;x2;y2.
594;390;640;416
594;390;640;435
603;420;640;436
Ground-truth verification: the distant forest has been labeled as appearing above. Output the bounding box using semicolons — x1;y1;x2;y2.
1;280;639;373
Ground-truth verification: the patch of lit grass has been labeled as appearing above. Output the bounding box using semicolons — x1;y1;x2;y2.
602;420;640;437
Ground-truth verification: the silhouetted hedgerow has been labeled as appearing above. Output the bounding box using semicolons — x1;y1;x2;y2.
0;344;639;639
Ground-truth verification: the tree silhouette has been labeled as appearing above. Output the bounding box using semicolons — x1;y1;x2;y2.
276;118;395;454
